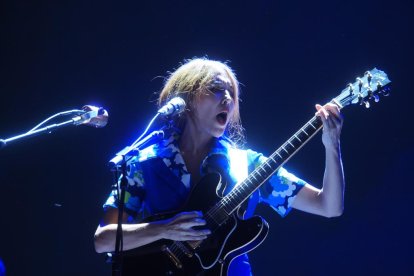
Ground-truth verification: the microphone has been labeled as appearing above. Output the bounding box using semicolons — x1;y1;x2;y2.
157;97;186;117
73;105;109;128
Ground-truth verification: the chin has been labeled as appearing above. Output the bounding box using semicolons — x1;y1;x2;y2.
211;128;226;138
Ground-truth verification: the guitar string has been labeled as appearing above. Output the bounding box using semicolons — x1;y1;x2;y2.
169;73;392;265
170;115;321;262
212;116;319;216
155;71;391;267
164;94;372;264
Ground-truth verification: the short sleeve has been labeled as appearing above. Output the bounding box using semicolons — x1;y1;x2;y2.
103;156;146;218
247;150;307;217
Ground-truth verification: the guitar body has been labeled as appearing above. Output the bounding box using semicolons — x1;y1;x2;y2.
120;173;269;276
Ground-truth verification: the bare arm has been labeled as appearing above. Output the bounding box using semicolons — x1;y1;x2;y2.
292;103;345;218
94;208;211;253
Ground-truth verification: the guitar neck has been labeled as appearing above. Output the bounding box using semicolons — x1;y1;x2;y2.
219;68;391;214
215;113;325;216
206;68;391;220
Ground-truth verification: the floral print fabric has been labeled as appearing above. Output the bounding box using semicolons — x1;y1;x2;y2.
103;133;306;219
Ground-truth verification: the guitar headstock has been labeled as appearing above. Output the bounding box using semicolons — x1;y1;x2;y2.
334;68;391;109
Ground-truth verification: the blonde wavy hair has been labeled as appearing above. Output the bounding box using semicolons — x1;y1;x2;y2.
158;57;244;144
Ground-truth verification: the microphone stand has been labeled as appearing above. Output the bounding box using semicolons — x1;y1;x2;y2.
0;111;96;149
109;125;172;276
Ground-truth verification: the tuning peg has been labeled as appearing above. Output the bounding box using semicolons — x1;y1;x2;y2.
377;81;390;97
358;93;362;102
382;86;391;96
358;93;370;108
360;99;370;108
357;77;363;92
347;83;354;96
368;87;380;103
364;71;372;85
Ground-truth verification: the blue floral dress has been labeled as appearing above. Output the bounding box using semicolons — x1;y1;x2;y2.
103;133;307;275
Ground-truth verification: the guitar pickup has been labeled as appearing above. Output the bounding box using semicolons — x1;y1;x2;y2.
161;245;183;269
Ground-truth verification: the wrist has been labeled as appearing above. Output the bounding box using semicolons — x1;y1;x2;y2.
324;140;341;152
324;142;341;154
148;220;167;240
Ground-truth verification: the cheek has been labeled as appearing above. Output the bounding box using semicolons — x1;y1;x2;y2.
192;104;211;122
196;98;216;114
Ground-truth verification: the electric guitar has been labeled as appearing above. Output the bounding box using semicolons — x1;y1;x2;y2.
119;69;391;276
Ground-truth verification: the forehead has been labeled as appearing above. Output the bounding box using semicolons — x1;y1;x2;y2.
215;73;232;85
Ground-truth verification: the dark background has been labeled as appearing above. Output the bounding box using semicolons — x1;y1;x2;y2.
1;0;413;275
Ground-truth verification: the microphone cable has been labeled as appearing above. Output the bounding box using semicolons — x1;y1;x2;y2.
129;112;161;148
26;109;85;134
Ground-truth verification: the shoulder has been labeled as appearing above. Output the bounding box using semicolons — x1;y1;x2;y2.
135;132;179;163
137;144;158;162
217;137;267;168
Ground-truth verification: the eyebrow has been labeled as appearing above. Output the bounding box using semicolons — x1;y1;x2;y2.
210;78;233;91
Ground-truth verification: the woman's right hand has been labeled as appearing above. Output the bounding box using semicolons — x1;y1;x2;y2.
158;211;212;241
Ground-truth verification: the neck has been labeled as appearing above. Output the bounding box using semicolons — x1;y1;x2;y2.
179;123;214;156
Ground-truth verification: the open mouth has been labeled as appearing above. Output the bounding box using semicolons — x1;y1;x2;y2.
216;111;228;125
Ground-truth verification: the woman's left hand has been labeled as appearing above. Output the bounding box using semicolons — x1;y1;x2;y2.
315;103;343;149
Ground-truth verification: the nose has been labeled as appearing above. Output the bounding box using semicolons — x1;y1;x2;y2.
220;90;232;105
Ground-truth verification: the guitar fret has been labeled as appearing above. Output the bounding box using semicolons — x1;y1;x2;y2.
309;122;317;129
276;152;283;159
297;131;308;141
265;161;273;170
268;155;277;165
294;134;302;142
225;196;234;211
223;197;230;207
260;165;269;174
284;142;295;152
230;198;237;209
244;178;255;193
238;189;247;199
232;192;239;204
278;149;289;159
240;187;249;197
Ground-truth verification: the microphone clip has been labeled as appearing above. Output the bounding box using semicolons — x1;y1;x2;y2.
74;105;108;128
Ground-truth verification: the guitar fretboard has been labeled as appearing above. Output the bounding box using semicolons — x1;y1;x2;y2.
206;115;324;223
